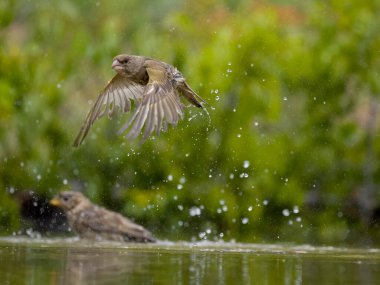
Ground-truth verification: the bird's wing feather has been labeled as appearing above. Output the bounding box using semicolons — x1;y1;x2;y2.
73;74;144;147
118;62;184;140
77;208;153;240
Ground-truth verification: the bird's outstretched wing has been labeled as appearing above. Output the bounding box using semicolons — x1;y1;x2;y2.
73;74;144;147
118;61;184;140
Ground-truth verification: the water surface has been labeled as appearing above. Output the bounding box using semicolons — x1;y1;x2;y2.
0;237;379;285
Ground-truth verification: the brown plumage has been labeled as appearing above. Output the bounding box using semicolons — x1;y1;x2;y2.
73;54;207;146
50;191;155;243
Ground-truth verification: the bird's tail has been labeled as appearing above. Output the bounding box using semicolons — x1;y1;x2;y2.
179;81;209;109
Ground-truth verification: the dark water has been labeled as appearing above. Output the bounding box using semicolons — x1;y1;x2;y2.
0;238;379;285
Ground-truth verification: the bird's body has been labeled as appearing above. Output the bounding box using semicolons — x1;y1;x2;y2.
73;54;207;146
50;191;155;243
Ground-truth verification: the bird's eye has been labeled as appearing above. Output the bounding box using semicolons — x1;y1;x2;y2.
63;197;69;202
121;59;128;64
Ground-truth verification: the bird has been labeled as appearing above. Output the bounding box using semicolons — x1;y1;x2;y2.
73;54;207;146
12;190;69;233
49;191;156;243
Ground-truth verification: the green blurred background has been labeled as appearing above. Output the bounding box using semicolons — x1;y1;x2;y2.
1;0;380;246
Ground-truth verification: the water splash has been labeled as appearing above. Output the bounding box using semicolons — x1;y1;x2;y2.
202;105;213;127
188;113;198;121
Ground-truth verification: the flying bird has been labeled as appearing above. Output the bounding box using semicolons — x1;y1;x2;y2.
73;54;207;146
50;191;156;243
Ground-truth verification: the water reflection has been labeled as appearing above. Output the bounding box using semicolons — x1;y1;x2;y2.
0;238;379;285
61;249;150;284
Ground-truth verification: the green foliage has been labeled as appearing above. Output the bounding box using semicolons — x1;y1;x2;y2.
0;0;379;245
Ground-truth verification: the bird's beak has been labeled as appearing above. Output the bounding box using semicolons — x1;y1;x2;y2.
112;59;122;70
49;198;61;207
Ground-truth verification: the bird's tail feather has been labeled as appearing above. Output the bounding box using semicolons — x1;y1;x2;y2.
180;82;209;109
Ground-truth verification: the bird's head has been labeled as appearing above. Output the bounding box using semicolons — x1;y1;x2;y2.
112;54;145;76
50;191;88;212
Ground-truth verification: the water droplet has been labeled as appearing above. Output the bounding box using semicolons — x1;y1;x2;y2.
215;89;219;94
243;160;250;168
239;173;249;178
254;121;259;126
215;96;220;101
248;206;253;212
189;206;201;216
188;114;198;121
283;97;288;101
178;205;183;211
63;179;68;185
293;206;299;214
241;217;249;224
177;184;183;190
282;209;290;217
179;177;186;184
168;174;173;181
263;200;268;206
